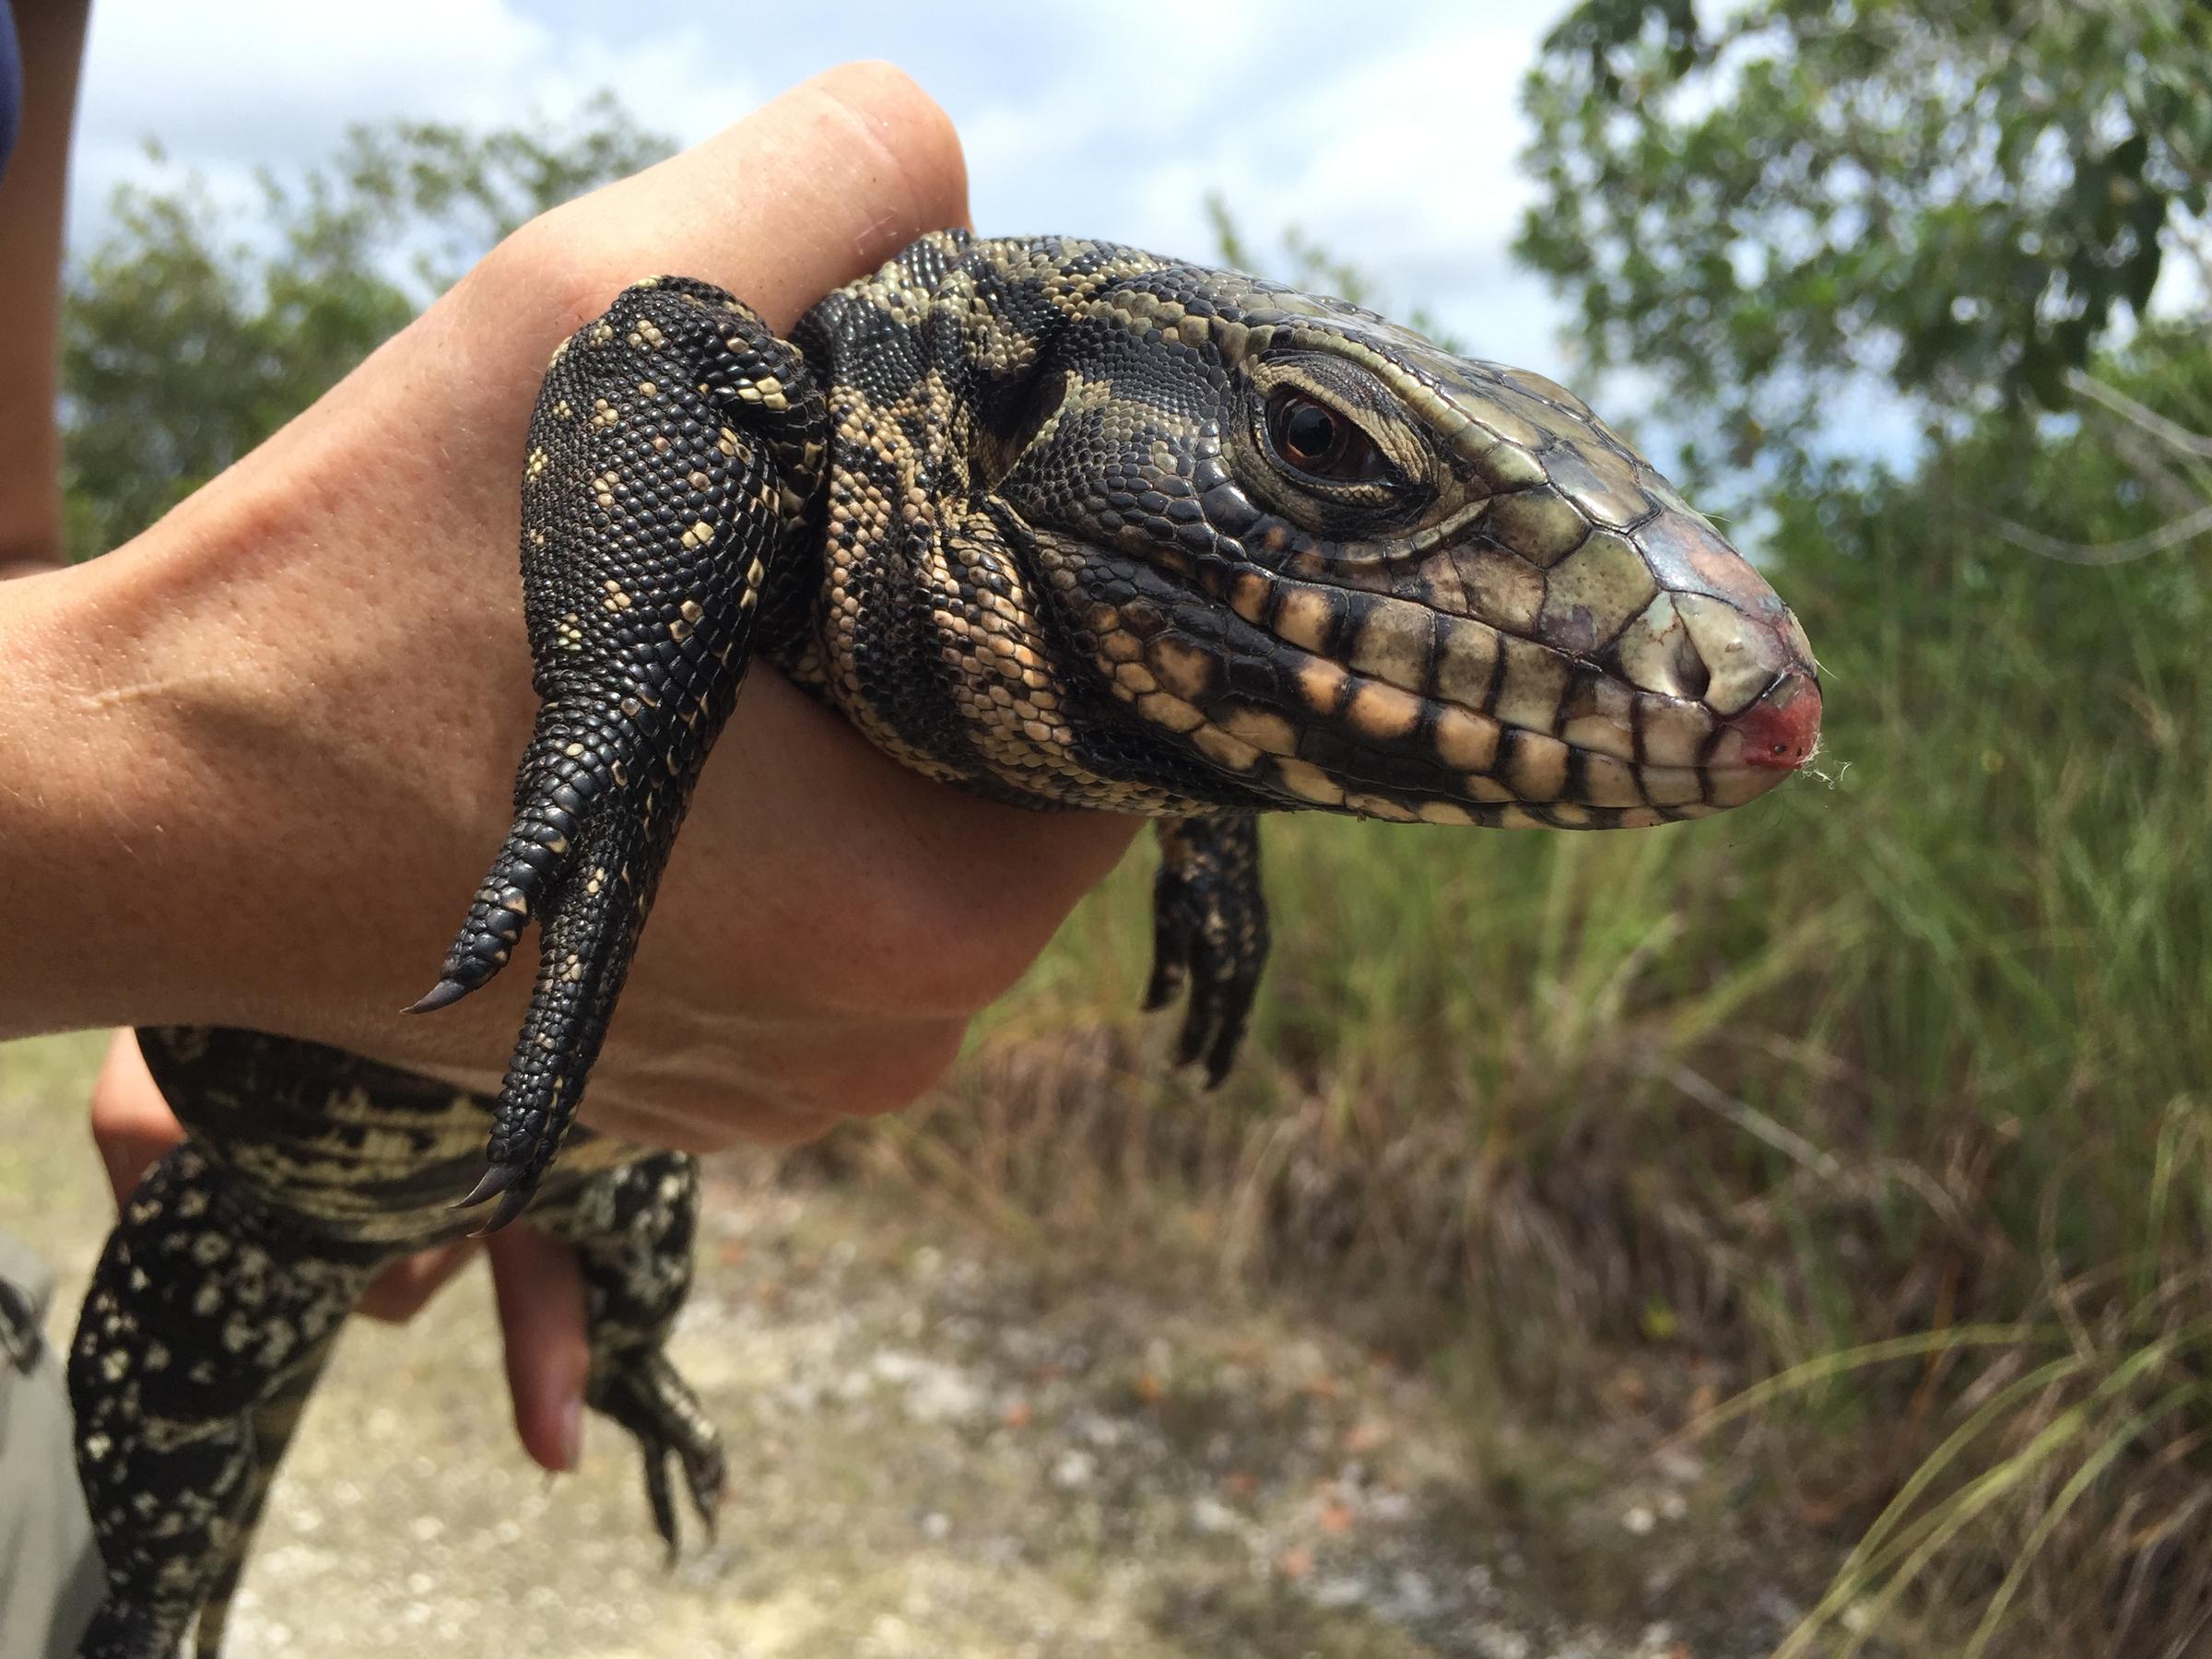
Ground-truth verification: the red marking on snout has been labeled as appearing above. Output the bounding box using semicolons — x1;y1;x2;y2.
1727;673;1822;770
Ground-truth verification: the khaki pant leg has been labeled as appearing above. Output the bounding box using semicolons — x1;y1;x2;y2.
0;1230;102;1659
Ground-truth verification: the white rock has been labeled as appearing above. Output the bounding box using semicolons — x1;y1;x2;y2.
1051;1449;1099;1489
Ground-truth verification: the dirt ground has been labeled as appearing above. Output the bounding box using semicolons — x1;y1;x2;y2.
4;1031;1818;1657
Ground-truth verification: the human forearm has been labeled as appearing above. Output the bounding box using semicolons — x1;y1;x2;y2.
0;65;1137;1143
0;0;89;571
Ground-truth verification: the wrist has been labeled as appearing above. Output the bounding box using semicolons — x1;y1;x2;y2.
0;548;221;1035
0;345;536;1049
0;65;1144;1152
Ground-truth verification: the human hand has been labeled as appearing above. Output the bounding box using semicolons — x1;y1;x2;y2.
1;64;1139;1147
88;1031;593;1472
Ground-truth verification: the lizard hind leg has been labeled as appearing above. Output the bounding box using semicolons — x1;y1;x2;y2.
418;277;830;1228
526;1152;722;1560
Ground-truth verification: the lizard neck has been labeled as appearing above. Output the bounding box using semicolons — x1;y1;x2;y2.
772;233;1193;812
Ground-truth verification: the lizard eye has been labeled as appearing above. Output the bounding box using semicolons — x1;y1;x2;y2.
1264;390;1390;484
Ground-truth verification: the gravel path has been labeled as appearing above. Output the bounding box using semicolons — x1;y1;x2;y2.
5;1033;1809;1657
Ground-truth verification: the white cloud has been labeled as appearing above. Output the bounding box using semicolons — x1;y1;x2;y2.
948;7;1576;370
70;0;763;236
67;0;1586;375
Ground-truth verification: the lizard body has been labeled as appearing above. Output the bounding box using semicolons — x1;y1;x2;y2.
70;232;1818;1656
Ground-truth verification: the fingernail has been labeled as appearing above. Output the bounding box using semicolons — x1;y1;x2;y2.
559;1396;584;1471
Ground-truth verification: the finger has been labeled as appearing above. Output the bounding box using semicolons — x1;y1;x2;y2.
88;1029;183;1204
587;63;971;331
356;1240;481;1324
488;1225;591;1474
483;63;971;374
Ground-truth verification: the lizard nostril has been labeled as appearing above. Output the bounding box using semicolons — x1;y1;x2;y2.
1671;629;1712;702
1724;672;1822;770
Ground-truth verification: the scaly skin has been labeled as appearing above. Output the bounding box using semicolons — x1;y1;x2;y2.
73;1030;714;1659
74;232;1819;1654
427;230;1819;1223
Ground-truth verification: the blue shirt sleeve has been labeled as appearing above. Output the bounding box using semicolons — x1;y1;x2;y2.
0;1;21;184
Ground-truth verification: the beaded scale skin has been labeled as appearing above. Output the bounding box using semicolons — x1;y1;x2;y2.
68;232;1820;1656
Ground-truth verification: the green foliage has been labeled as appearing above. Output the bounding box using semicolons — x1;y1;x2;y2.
61;97;672;559
1080;106;2212;1649
1516;0;2212;478
989;308;2212;1654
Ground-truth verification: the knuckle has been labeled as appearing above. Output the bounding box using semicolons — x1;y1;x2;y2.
474;216;620;342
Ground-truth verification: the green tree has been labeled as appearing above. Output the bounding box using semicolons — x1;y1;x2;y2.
1515;0;2212;482
1509;9;2212;1646
61;95;673;559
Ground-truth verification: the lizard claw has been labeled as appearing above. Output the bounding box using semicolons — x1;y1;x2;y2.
456;1159;542;1232
453;1159;523;1213
455;1161;536;1234
475;1183;538;1236
406;977;475;1016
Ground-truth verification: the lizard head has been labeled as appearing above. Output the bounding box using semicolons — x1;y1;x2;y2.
996;264;1820;828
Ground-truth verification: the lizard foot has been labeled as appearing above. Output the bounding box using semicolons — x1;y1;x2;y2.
1143;814;1270;1088
593;1347;725;1563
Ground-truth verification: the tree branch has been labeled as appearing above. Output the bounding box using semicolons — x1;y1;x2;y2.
1991;498;2212;565
2065;368;2212;460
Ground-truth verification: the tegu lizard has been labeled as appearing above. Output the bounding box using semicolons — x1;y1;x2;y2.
69;231;1818;1657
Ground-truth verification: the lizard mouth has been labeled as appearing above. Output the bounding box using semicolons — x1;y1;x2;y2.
1248;660;1819;828
1124;570;1824;828
1721;672;1822;771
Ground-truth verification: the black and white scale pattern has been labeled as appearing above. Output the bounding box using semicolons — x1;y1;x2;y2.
69;233;1819;1656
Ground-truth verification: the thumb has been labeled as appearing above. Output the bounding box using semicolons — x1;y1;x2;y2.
487;1225;591;1473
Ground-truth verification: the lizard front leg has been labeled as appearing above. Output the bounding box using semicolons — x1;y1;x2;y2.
1143;814;1269;1087
416;277;828;1229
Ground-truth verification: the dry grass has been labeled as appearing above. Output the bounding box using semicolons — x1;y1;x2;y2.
806;343;2212;1653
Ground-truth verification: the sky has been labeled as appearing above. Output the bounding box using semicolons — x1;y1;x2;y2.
68;0;1589;375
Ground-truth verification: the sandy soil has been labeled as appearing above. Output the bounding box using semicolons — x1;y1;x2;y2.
4;1031;1812;1657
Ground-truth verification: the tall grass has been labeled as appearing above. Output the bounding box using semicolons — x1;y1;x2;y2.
841;334;2212;1652
46;115;2207;1654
